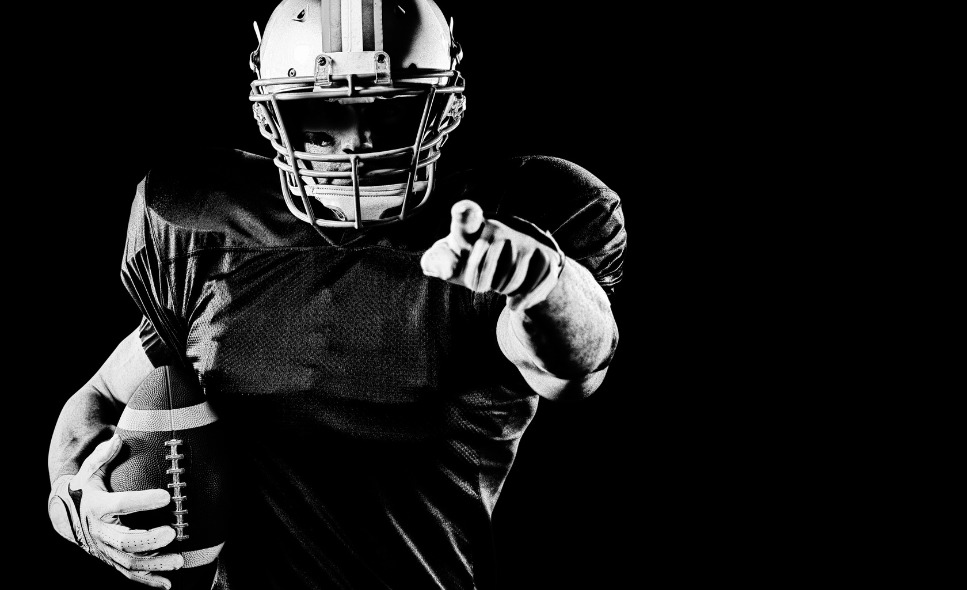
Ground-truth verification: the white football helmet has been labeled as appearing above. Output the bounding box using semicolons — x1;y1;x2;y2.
250;0;466;230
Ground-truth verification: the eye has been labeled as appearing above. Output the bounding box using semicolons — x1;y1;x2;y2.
304;131;335;147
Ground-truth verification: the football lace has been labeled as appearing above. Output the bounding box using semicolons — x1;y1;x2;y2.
164;438;189;541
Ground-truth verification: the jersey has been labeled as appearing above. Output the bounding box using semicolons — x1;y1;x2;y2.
121;148;626;590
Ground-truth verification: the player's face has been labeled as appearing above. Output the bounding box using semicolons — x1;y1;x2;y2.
293;97;424;186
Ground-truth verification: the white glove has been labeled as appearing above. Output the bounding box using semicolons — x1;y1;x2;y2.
421;200;565;311
48;434;184;589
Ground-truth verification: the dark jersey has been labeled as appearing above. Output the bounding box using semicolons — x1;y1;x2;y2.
121;148;626;590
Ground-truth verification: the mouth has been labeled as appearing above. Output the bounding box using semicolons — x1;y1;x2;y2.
303;151;427;188
316;166;411;187
307;162;357;186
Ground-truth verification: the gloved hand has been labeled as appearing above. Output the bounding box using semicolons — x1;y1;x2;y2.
421;200;565;311
48;434;184;589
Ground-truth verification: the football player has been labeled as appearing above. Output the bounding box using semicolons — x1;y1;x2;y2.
47;1;626;589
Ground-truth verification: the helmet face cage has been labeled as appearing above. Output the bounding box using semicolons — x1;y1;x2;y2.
249;0;466;230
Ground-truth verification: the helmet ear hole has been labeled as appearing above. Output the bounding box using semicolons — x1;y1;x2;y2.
252;104;281;141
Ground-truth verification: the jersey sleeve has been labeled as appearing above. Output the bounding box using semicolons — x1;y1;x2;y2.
137;315;179;368
121;176;189;364
118;148;296;366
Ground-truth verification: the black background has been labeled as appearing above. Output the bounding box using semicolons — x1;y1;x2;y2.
21;2;680;589
12;2;924;586
17;2;900;589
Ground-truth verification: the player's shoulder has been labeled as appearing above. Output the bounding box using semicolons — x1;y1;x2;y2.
437;154;621;232
510;154;613;192
139;147;275;231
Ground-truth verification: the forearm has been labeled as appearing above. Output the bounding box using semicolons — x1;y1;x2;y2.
48;327;153;487
498;258;618;400
48;385;123;486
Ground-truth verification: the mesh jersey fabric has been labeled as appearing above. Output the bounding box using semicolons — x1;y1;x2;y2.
121;148;626;590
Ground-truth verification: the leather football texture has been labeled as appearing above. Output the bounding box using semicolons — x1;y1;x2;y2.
107;364;227;590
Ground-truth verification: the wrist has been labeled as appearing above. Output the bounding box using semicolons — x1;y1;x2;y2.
497;215;565;312
48;474;78;544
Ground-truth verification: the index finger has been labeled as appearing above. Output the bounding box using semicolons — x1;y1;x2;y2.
447;200;484;253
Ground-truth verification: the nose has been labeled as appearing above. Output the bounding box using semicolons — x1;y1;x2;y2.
340;106;374;154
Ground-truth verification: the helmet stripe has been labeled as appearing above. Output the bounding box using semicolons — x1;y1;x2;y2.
372;0;383;51
321;0;332;52
325;0;342;52
324;1;383;56
342;0;359;52
361;0;374;50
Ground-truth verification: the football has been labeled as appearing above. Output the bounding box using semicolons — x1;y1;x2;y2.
107;364;227;590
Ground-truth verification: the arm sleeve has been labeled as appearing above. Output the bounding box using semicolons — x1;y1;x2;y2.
470;157;627;391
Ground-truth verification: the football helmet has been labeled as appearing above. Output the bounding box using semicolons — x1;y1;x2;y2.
250;0;466;231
